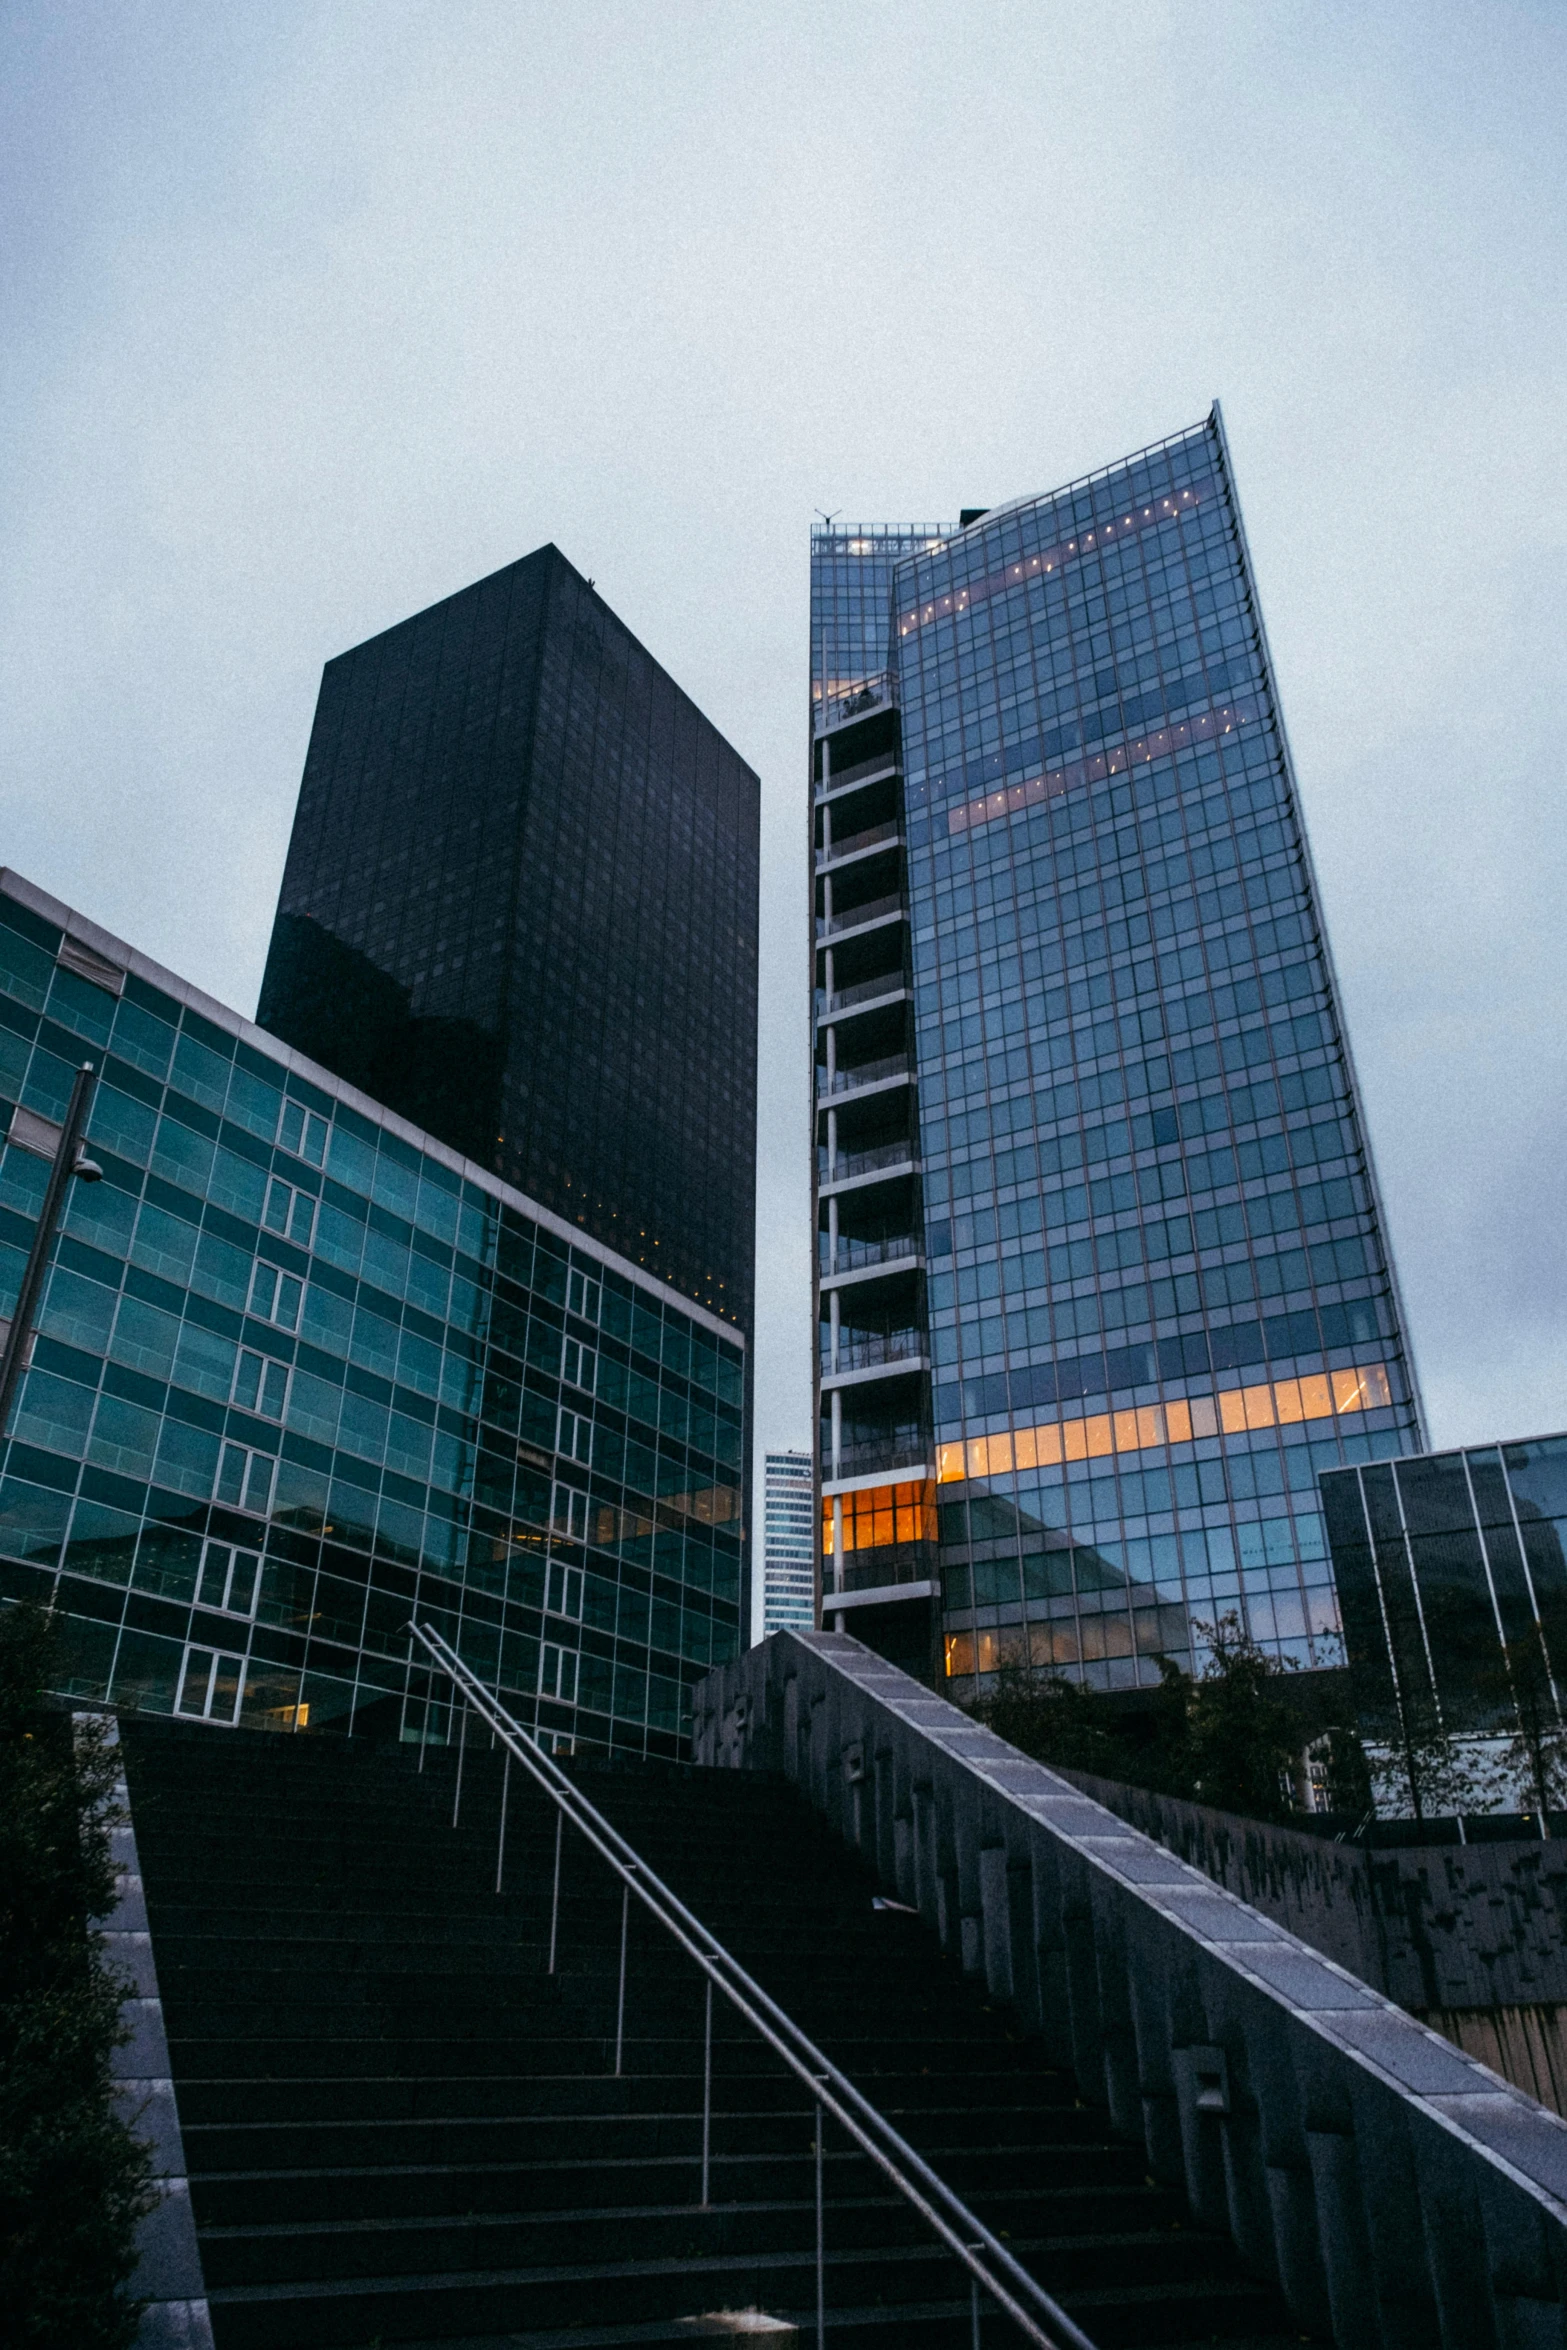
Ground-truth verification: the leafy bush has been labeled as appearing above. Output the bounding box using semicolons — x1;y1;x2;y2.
971;1613;1330;1825
0;1601;153;2348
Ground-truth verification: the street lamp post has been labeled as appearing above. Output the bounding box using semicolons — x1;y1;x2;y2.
0;1061;103;1441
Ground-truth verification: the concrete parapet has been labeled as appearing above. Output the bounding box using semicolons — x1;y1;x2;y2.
84;1716;214;2350
695;1629;1567;2350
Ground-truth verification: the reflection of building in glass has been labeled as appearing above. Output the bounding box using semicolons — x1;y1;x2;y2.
259;544;759;1333
811;411;1423;1693
1322;1435;1567;1780
0;872;745;1756
760;1450;814;1634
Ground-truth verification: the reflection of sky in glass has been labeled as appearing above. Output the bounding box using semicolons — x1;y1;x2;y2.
1325;1435;1567;1744
816;412;1424;1691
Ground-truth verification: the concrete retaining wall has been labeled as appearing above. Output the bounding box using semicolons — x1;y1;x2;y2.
695;1629;1567;2350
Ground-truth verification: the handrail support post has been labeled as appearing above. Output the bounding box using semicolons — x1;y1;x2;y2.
405;1618;1087;2350
495;1749;510;1894
548;1812;563;1974
701;1975;712;2207
452;1700;468;1827
614;1879;630;2077
815;2089;826;2350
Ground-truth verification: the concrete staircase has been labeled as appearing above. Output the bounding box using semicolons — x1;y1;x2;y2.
121;1718;1314;2348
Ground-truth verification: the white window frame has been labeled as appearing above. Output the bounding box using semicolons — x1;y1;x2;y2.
561;1334;597;1393
551;1482;589;1543
216;1439;276;1517
566;1267;601;1324
195;1539;262;1619
231;1347;290;1421
539;1642;579;1705
175;1644;245;1725
557;1405;592;1463
277;1099;329;1167
264;1175;316;1249
546;1559;585;1622
248;1261;304;1332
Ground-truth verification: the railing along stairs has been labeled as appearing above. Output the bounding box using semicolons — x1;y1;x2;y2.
407;1620;1097;2350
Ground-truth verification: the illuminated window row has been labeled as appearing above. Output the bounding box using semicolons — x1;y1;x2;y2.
944;701;1262;841
822;1477;938;1557
946;1617;1177;1679
937;1364;1393;1485
898;485;1212;640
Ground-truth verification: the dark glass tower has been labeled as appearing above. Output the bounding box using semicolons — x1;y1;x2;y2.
812;410;1424;1691
1322;1432;1567;1807
260;545;759;1332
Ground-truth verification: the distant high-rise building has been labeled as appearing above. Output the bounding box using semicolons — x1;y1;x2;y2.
761;1450;814;1634
812;409;1423;1691
258;545;759;1334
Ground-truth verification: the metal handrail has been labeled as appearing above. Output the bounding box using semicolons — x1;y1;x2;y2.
815;670;896;737
816;892;903;937
819;1232;919;1275
822;1329;925;1374
815;973;908;1020
819;1052;910;1097
818;1138;917;1185
815;748;900;798
408;1620;1094;2350
827;1437;933;1477
816;819;900;869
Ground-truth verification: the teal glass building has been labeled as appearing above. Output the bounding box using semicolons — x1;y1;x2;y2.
812;410;1422;1692
0;871;745;1753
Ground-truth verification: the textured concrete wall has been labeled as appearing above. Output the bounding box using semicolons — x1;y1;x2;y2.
696;1629;1567;2350
1370;1843;1567;2014
1058;1770;1388;1983
1056;1767;1567;2016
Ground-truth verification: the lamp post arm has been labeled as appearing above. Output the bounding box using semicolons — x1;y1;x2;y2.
0;1061;99;1441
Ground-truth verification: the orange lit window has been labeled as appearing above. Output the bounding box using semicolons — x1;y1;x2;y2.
935;1362;1399;1484
822;1478;937;1556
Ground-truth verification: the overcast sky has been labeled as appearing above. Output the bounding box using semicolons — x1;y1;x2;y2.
4;2;1567;1543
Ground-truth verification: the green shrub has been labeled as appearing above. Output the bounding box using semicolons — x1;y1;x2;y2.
0;1601;154;2348
970;1612;1310;1825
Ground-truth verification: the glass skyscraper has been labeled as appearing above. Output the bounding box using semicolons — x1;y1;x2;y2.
258;544;759;1333
0;870;745;1755
812;409;1423;1694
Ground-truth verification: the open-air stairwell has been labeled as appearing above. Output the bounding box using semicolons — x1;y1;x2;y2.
121;1709;1314;2350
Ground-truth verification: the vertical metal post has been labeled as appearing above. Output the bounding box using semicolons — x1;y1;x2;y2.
452;1700;468;1827
548;1811;563;1974
614;1879;629;2077
700;1975;712;2207
815;2093;826;2350
0;1060;98;1442
970;2269;980;2350
494;1749;510;1893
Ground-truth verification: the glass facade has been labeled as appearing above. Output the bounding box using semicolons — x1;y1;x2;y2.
0;871;745;1755
761;1449;814;1633
258;544;759;1332
812;409;1422;1695
1322;1435;1567;1760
